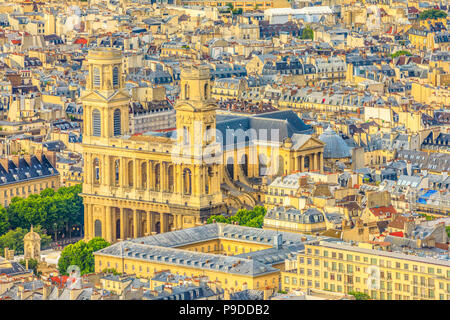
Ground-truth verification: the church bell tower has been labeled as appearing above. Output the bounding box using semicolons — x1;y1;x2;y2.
82;48;129;141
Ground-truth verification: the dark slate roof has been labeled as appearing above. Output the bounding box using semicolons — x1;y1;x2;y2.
144;284;218;300
0;155;58;186
0;259;31;277
230;289;264;300
216;110;312;146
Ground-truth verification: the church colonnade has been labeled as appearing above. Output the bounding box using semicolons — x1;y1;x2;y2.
84;153;220;197
84;203;194;243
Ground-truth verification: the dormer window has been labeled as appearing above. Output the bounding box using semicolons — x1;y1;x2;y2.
112;66;119;88
93;67;101;88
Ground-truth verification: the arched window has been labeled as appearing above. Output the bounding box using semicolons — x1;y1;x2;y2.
183;168;192;195
112;66;119;87
154;163;160;191
277;155;284;176
304;155;310;171
141;162;147;189
240;154;248;176
116;218;121;240
93;158;100;184
114;159;120;186
184;84;190;100
167;165;174;192
258;154;267;176
127;161;133;187
92;109;101;137
113;109;121;136
93;67;101;87
226;157;234;179
205;167;213;194
94;220;102;238
204;83;209;99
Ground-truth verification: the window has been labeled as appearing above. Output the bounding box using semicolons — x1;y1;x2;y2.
113;109;121;136
92;109;101;136
113;67;119;87
93;67;101;87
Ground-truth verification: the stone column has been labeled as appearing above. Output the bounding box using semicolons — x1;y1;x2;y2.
173;214;178;230
315;153;320;172
135;159;141;189
102;206;106;239
160;212;167;233
84;203;89;240
319;152;324;174
85;154;91;185
146;211;151;235
193;165;198;195
161;162;166;192
178;215;183;230
120;207;126;240
300;155;304;172
112;208;116;243
147;161;151;190
178;166;183;195
105;206;112;243
103;155;110;186
133;159;138;188
120;158;126;187
133;209;139;238
88;204;94;240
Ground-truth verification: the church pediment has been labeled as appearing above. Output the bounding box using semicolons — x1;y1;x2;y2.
81;89;130;103
294;136;325;151
175;101;217;112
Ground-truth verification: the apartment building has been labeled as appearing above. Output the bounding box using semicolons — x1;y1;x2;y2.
281;240;450;300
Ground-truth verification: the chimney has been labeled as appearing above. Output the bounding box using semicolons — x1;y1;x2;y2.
45;151;57;167
36;149;44;163
273;234;282;250
4;247;14;260
0;158;9;171
56;286;64;298
24;154;32;166
406;161;412;176
263;287;273;300
42;285;51;300
12;155;20;168
224;288;231;300
70;288;83;300
163;285;173;294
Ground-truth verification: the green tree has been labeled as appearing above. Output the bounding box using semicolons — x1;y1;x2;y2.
418;9;447;20
58;237;110;275
0;207;9;235
5;184;83;239
19;258;40;276
446;226;450;238
391;50;411;58
102;268;120;276
207;206;266;228
0;226;50;255
348;291;371;300
301;26;314;40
